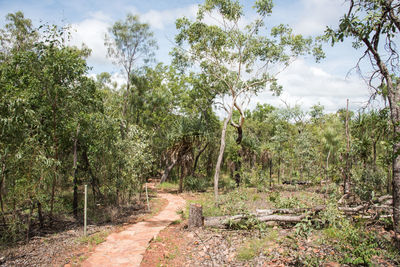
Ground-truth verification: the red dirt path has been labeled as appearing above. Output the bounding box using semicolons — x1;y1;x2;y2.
81;192;185;267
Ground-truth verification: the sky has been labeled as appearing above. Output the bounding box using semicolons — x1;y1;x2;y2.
0;0;381;113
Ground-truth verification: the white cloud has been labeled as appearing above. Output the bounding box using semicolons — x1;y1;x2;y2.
252;59;372;113
293;0;348;36
139;5;198;30
69;11;111;66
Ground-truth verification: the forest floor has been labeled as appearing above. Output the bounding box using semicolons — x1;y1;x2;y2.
141;184;400;267
0;184;170;267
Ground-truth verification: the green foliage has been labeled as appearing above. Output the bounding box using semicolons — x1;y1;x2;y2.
183;176;209;192
219;188;249;215
294;216;313;238
318;201;342;229
0;12;158;245
324;220;379;266
353;168;386;201
105;13;157;69
269;192;305;209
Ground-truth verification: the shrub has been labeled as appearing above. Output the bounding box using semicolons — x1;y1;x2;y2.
184;175;209;192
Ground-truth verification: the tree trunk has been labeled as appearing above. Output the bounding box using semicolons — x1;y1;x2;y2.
388;167;392;194
0;162;5;225
214;103;234;201
206;148;214;178
269;158;273;188
392;122;400;241
192;143;208;176
373;140;377;169
179;165;184;193
188;204;204;228
37;201;44;229
277;155;281;184
26;201;35;241
231;110;244;187
73;124;80;218
50;100;58;221
234;157;241;187
384;74;400;240
122;74;131;134
325;149;331;181
82;148;102;203
160;157;178;183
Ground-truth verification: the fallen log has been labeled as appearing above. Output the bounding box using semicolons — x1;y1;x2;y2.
255;206;325;216
257;214;307;223
204;208;324;228
204;213;309;228
376;195;392;203
338;204;368;213
204;204;393;228
202;194;395;229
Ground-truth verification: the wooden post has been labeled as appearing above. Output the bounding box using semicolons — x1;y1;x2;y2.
84;184;87;236
188;204;203;228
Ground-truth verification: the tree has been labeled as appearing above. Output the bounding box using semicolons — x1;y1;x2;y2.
0;18;100;237
104;13;157;129
174;0;323;200
0;11;38;55
325;0;400;240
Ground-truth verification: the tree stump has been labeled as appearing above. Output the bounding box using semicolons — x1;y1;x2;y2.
188;204;203;228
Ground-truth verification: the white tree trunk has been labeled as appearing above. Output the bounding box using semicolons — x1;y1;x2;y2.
213;102;235;201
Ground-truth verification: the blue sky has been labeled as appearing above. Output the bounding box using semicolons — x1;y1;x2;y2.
0;0;377;113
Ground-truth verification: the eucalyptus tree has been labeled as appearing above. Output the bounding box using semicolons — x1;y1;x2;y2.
105;13;157;130
173;0;323;199
0;11;38;55
325;0;400;239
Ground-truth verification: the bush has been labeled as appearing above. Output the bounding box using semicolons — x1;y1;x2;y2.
184;175;209;192
218;174;237;190
353;168;386;201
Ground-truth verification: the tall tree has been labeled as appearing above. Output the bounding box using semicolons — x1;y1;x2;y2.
325;0;400;240
104;13;157;129
173;0;323;200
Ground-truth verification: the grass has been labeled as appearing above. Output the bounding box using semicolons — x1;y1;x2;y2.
157;182;179;191
77;230;109;246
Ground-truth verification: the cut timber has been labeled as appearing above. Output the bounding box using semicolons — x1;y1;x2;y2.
255;206;325;216
188;204;203;228
204;213;309;228
257;214;307;222
338;204;368;213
